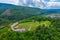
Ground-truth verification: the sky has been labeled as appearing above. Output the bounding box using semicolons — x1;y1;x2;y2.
0;0;60;9
0;0;19;5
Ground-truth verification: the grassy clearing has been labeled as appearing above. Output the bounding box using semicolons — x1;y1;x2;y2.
18;21;40;31
17;21;51;31
0;21;51;33
40;21;51;27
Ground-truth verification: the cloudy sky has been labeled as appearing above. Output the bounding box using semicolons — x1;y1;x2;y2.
0;0;19;5
0;0;60;9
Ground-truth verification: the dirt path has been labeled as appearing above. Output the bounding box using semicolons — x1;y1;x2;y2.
11;22;32;32
11;22;26;32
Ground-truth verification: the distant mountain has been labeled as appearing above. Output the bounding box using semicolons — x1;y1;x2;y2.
0;3;16;8
0;3;17;14
0;3;42;21
41;9;60;15
0;3;60;21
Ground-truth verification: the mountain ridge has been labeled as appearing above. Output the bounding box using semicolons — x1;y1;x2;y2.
0;3;60;21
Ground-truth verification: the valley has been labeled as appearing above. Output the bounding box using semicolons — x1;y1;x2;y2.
0;3;60;40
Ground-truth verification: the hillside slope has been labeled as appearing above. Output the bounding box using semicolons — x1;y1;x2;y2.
0;3;17;14
0;3;60;21
0;16;60;40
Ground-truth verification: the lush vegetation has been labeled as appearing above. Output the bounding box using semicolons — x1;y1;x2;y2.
0;3;60;40
0;16;60;40
0;7;41;21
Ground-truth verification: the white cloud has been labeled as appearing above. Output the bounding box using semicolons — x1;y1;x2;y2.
42;0;60;9
19;0;27;6
23;0;27;4
29;4;34;7
31;0;46;8
46;2;60;9
50;0;56;2
0;0;19;5
0;0;60;9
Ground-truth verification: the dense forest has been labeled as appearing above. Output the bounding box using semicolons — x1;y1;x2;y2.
0;16;60;40
0;3;60;40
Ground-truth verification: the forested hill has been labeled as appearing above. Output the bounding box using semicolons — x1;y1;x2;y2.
0;3;60;40
0;3;60;21
0;3;16;14
0;3;42;21
0;3;60;15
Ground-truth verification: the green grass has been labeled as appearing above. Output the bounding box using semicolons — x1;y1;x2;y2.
18;21;40;31
0;20;51;33
0;16;60;40
40;21;51;27
17;21;51;31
